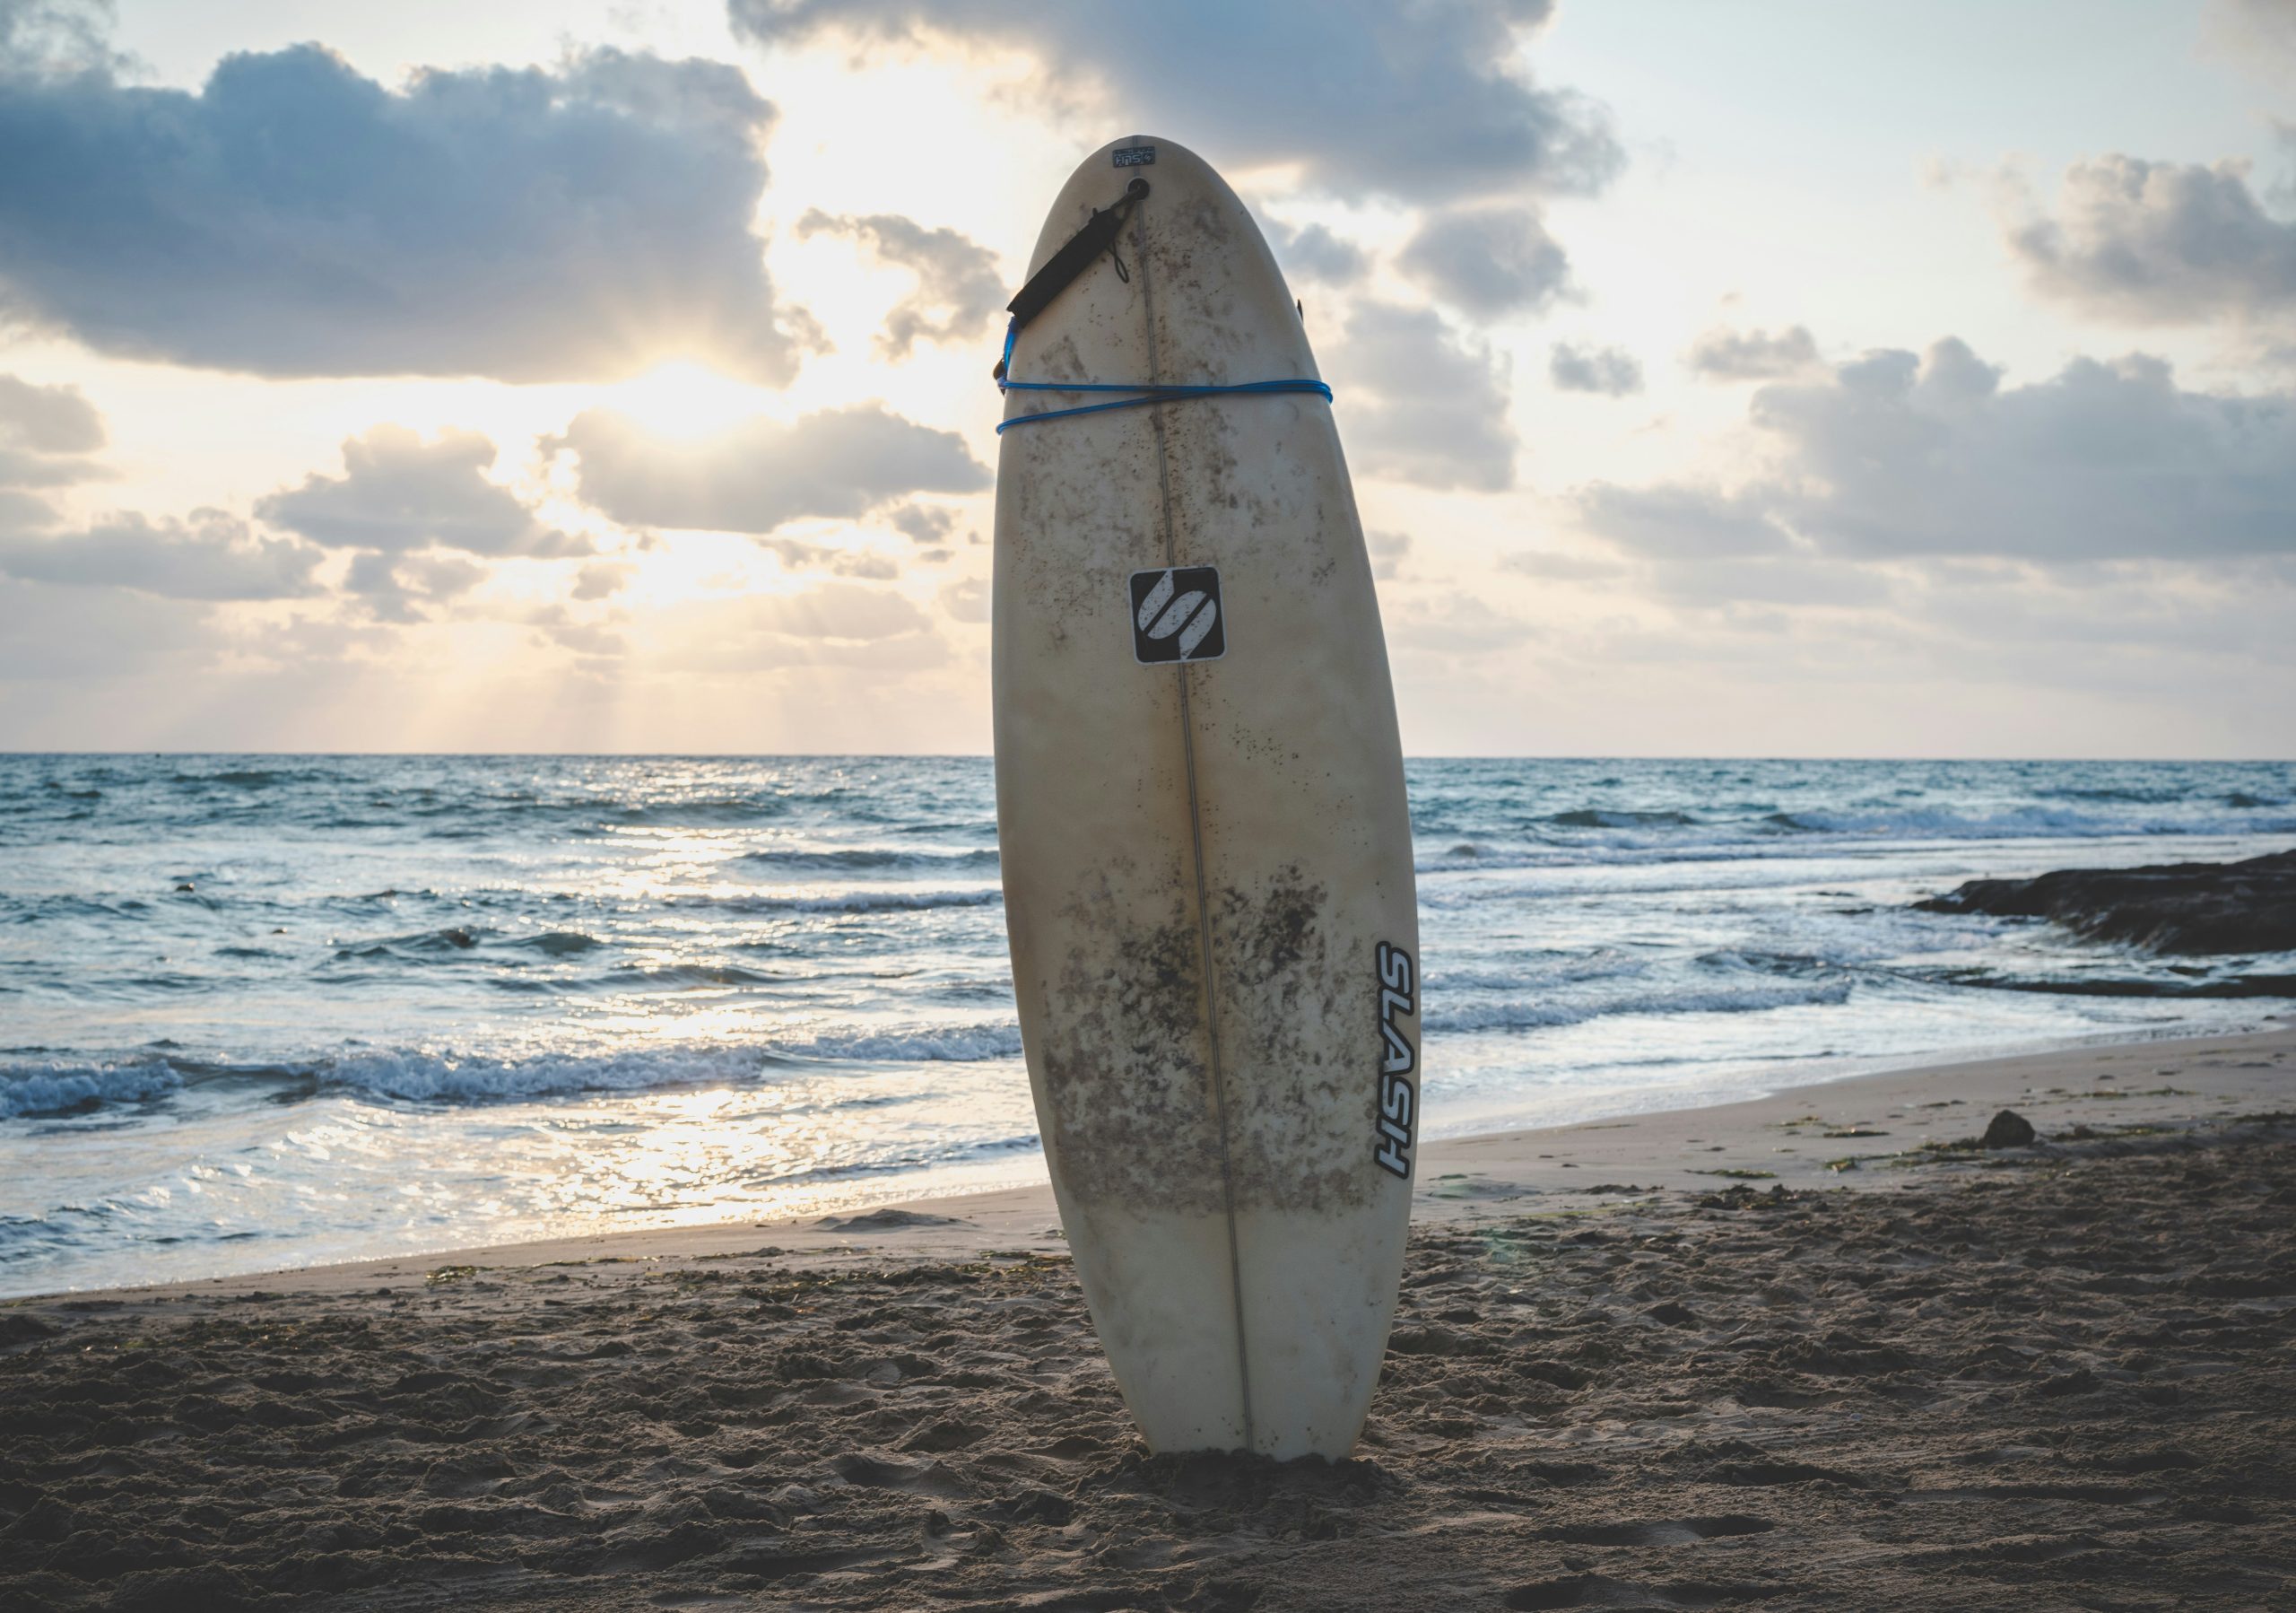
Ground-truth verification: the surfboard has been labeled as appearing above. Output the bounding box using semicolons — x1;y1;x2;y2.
992;136;1422;1460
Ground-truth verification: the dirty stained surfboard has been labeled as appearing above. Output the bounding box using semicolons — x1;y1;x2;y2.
992;135;1422;1460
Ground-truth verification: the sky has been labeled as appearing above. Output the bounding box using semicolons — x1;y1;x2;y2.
0;0;2291;756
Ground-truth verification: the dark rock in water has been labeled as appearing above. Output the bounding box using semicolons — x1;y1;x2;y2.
1913;849;2296;955
1982;1110;2037;1149
440;927;477;948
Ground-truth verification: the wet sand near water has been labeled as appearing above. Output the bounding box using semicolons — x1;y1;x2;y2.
3;1029;2292;1609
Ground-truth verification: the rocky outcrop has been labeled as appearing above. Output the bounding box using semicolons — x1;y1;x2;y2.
1914;849;2296;955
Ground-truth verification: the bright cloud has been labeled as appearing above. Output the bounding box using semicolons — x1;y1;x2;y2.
551;405;988;534
258;427;580;557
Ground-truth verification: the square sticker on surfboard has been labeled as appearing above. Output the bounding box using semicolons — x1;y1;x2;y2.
1129;567;1225;664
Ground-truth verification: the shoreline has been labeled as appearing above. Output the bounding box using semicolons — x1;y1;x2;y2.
5;1023;2290;1609
42;1021;2292;1305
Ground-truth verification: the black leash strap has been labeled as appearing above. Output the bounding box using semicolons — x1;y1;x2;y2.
996;177;1150;378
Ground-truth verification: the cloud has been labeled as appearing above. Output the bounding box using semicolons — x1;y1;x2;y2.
571;562;633;601
259;426;581;556
0;510;325;599
1579;484;1790;560
0;577;230;680
528;606;627;661
0;0;123;77
1399;206;1572;317
1264;219;1370;287
885;502;957;545
1548;342;1643;396
2003;154;2296;327
797;210;1004;358
1580;336;2296;566
1500;547;1624;581
0;371;106;494
344;550;486;623
727;0;1622;204
2205;0;2296;83
0;488;50;530
0;373;102;456
1686;326;1822;381
1327;301;1516;492
1367;528;1410;580
1385;590;1535;657
552;405;987;533
0;38;806;381
937;575;987;623
759;536;900;579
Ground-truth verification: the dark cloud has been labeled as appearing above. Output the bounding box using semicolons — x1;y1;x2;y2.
885;502;957;545
1327;301;1516;492
0;0;124;77
0;510;325;599
259;427;582;556
1581;337;2296;565
1686;325;1822;381
0;37;806;380
2005;154;2296;327
727;0;1622;203
1263;219;1370;287
1548;342;1643;396
551;405;987;534
1400;206;1572;318
796;210;1004;358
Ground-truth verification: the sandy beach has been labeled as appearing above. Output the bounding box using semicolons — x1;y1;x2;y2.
4;1024;2291;1609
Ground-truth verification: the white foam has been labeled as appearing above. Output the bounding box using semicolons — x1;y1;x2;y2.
0;1063;185;1119
1425;978;1855;1034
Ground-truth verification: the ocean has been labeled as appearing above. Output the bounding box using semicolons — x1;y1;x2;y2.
4;754;2291;1296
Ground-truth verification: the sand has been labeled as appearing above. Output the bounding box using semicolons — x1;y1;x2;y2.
3;1026;2292;1609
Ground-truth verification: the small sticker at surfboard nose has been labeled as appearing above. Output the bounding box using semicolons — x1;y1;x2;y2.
1129;566;1225;664
1112;144;1156;168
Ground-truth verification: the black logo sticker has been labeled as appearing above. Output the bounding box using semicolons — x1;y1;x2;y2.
1129;567;1224;664
1112;144;1156;168
1373;942;1417;1180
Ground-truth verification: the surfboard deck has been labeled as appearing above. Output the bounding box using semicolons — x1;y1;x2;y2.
993;136;1420;1460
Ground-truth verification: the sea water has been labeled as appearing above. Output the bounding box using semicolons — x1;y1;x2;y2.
3;754;2290;1295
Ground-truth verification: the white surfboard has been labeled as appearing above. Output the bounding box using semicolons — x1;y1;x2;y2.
993;136;1422;1460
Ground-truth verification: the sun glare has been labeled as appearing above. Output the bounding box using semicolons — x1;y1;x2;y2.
609;362;765;439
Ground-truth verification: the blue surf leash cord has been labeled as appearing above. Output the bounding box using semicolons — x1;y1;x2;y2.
993;319;1333;434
